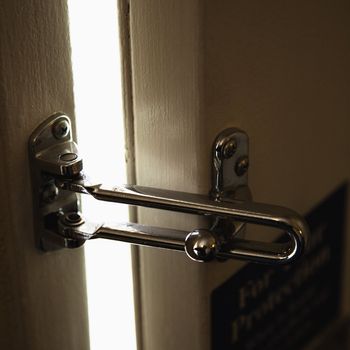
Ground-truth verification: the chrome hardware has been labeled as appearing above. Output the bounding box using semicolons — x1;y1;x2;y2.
52;118;70;139
185;229;220;262
28;113;309;264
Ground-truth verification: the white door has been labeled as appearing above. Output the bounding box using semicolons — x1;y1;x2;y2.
127;1;350;349
0;1;89;349
2;1;349;349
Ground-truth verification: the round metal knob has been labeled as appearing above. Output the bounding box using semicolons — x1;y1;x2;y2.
185;229;219;262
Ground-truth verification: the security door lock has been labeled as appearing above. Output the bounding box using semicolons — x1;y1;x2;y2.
28;113;309;264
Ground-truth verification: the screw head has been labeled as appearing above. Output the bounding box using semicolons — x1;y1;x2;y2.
235;156;249;176
63;212;84;226
41;183;59;204
185;229;219;262
52;119;70;139
59;152;78;162
222;139;237;159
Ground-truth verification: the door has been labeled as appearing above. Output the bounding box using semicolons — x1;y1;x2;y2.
2;0;350;349
0;1;89;349
127;1;350;349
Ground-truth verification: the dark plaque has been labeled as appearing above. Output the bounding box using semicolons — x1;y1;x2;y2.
211;184;347;350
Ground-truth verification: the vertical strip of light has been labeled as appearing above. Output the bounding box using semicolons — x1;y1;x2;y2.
67;1;136;349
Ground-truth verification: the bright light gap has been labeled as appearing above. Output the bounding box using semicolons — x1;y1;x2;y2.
67;2;136;349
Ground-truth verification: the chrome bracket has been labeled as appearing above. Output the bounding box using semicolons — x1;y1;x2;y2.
29;113;309;264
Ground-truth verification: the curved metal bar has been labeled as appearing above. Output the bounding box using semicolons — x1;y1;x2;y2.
61;218;302;264
29;115;309;263
58;178;309;264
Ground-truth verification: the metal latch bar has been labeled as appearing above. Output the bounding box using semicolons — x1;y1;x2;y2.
29;113;309;264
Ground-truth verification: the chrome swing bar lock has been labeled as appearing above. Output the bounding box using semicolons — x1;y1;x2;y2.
28;113;309;264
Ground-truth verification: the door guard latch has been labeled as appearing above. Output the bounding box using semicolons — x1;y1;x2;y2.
28;113;309;264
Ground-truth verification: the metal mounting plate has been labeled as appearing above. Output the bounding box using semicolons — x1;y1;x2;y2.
211;128;250;240
212;128;249;197
28;113;84;250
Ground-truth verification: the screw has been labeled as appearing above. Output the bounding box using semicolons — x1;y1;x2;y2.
52;119;70;139
222;139;237;159
235;156;249;176
59;152;78;162
62;212;85;227
41;183;59;204
65;212;83;224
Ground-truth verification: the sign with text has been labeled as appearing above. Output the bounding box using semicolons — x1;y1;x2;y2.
212;184;347;350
